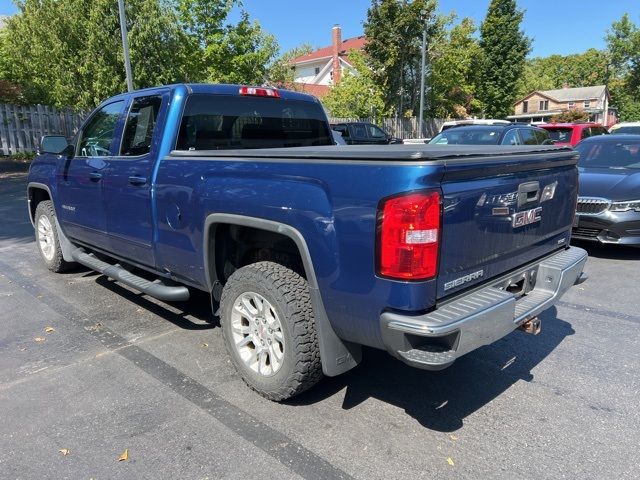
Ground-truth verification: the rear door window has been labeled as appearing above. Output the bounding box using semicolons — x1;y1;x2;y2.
368;124;387;140
518;128;538;145
120;95;163;156
534;129;550;144
351;124;369;141
176;94;332;150
581;128;592;140
501;129;521;145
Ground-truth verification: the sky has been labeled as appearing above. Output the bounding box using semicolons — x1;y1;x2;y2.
0;0;638;58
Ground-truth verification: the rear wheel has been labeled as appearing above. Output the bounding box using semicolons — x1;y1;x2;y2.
34;201;74;273
220;261;322;401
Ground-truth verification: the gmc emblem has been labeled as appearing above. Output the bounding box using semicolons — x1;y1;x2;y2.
512;207;542;228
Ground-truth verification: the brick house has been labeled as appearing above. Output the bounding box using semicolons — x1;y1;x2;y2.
508;85;617;126
289;25;366;98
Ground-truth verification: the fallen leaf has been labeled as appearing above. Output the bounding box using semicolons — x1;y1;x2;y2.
59;448;70;456
450;435;458;441
447;457;455;466
44;326;55;333
34;337;46;343
118;449;129;462
136;308;143;313
200;343;208;348
19;347;26;352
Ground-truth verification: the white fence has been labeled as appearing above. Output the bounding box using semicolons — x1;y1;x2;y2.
329;117;446;140
0;104;87;155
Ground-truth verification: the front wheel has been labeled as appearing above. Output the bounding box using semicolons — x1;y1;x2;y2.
34;200;74;273
220;261;323;401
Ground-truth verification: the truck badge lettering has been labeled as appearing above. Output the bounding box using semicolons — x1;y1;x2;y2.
444;270;484;291
512;207;542;228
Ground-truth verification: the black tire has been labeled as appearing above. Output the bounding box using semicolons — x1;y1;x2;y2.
34;200;74;273
220;261;323;401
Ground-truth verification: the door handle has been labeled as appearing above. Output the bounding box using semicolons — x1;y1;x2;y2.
89;172;102;181
128;175;147;186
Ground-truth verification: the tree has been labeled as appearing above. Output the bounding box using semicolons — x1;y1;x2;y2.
0;0;278;110
321;51;387;119
267;44;313;88
428;17;481;118
517;49;609;98
364;0;443;117
606;13;640;121
476;0;531;118
550;109;589;123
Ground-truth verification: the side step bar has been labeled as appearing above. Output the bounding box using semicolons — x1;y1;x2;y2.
71;248;190;302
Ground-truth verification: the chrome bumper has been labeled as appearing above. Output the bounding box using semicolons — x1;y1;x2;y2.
380;247;588;370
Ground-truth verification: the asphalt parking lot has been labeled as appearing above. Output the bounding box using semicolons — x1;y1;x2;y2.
1;171;639;479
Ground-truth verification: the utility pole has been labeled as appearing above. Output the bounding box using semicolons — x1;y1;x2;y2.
418;11;428;137
118;0;134;92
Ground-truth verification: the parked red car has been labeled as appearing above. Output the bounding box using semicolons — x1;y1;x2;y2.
539;122;608;147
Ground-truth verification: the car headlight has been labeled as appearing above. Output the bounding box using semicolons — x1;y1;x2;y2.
610;200;640;212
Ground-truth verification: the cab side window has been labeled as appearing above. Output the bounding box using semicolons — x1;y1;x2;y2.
519;128;538;145
120;95;163;156
77;101;125;157
502;129;521;145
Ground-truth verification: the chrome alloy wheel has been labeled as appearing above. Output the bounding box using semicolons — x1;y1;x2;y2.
230;291;285;377
37;215;55;261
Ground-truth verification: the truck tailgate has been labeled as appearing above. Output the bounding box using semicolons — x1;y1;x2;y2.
437;149;579;299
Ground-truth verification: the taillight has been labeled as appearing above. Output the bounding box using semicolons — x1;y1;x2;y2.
239;86;280;98
377;191;441;280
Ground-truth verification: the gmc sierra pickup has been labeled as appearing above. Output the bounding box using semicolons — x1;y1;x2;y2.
28;84;587;401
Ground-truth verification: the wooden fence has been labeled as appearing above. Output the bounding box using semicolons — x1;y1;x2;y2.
329;117;446;139
0;104;87;156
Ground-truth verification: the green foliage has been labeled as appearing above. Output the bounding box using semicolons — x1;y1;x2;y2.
267;44;313;87
550;109;590;123
364;0;443;116
476;0;531;118
429;17;481;118
517;49;609;98
0;0;278;110
606;13;640;121
321;50;387;119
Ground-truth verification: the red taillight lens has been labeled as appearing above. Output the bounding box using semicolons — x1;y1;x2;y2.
378;191;441;280
239;86;280;98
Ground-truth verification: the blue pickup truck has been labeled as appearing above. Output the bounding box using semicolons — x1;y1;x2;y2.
28;84;587;401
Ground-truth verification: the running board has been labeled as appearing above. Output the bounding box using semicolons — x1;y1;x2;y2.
71;248;190;302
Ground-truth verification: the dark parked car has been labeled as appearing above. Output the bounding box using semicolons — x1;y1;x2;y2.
573;135;640;245
331;122;402;145
429;123;552;146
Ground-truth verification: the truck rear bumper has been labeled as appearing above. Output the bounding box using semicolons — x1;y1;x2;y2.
380;246;588;370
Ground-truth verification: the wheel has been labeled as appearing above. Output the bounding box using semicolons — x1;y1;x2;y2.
34;200;74;273
220;261;323;401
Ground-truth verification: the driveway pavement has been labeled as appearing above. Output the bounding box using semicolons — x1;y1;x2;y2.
1;173;638;479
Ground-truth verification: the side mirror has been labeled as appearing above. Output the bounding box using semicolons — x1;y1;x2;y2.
39;135;73;156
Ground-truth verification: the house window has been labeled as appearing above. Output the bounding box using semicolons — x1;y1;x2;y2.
539;100;549;111
314;67;320;75
522;101;528;113
568;102;575;109
584;100;590;108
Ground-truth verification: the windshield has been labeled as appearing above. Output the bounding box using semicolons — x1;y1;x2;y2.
429;128;501;145
611;126;640;135
545;128;573;143
576;140;640;169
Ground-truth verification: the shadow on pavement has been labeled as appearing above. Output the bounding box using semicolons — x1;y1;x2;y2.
0;174;34;245
95;275;217;331
571;240;640;261
290;306;573;432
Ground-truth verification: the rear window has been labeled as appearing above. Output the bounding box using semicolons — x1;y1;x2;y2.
176;94;333;150
545;128;573;143
576;140;640;169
